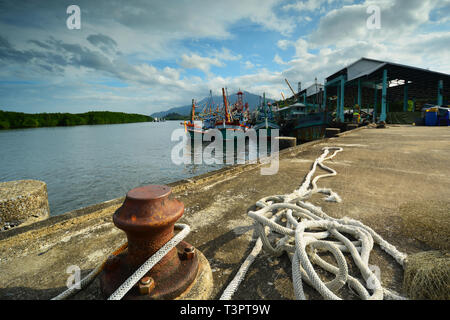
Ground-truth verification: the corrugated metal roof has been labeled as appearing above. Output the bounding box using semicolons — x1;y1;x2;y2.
274;103;306;112
326;57;450;83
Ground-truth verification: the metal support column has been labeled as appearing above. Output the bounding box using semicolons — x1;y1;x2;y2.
380;69;388;122
373;84;378;123
403;83;409;112
357;79;362;107
339;76;345;122
337;86;340;120
438;80;443;106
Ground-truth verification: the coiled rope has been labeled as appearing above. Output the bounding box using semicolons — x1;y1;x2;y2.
221;147;408;300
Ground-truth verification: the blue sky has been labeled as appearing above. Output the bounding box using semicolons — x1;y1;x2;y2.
0;0;449;115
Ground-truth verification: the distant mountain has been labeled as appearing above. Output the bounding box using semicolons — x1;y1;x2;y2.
151;91;275;118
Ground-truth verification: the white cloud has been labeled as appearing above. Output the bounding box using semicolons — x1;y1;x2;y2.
283;0;330;12
179;54;224;73
106;0;449;107
277;39;292;50
244;61;255;69
178;48;242;74
212;47;242;62
309;0;441;48
274;54;287;65
273;0;450;93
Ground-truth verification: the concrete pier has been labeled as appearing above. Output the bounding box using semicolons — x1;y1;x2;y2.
0;125;449;300
0;180;50;231
275;136;297;149
346;123;359;130
325;128;341;138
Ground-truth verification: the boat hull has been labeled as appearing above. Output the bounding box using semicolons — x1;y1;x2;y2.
252;120;280;138
280;112;331;143
186;123;250;140
217;126;248;140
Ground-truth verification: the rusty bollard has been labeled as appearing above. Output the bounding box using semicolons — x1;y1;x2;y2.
100;185;199;300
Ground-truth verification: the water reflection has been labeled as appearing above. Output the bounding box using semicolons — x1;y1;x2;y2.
182;134;275;174
0;122;278;215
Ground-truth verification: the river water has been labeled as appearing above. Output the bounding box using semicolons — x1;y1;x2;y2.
0;121;234;216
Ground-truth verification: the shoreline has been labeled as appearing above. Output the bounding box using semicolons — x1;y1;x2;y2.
0;120;156;131
0;110;154;130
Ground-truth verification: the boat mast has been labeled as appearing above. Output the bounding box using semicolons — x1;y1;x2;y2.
209;90;213;115
191;99;195;122
222;88;230;123
263;92;267;119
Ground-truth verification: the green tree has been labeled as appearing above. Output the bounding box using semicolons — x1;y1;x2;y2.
0;110;153;129
22;117;39;128
0;120;10;129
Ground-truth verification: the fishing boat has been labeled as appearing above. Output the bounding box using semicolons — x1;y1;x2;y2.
183;90;218;137
183;88;251;140
275;79;331;142
275;101;331;142
251;92;280;138
215;88;251;140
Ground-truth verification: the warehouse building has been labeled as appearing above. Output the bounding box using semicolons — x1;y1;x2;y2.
322;58;450;123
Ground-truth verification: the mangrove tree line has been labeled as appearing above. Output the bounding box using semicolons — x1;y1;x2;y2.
0;110;154;129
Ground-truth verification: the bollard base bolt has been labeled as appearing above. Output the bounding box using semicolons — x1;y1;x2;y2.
180;246;195;260
138;276;156;295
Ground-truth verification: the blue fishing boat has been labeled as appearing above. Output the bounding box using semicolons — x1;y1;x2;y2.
252;92;280;138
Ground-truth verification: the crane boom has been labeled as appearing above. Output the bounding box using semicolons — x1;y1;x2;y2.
285;78;297;99
281;92;286;101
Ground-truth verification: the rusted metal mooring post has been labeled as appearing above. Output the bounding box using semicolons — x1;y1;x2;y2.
100;185;211;300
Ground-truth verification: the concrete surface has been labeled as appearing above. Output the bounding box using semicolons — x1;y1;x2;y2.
0;125;449;300
0;180;50;231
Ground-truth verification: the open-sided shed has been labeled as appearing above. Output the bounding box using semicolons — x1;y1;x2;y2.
323;58;450;122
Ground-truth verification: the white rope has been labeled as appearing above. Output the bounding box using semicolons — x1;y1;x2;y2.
51;264;104;300
219;238;263;300
221;147;408;300
108;223;190;300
